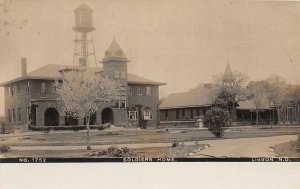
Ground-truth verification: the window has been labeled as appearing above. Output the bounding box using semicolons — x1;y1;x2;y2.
120;86;126;96
137;87;142;95
7;86;11;96
116;100;126;109
8;109;11;122
10;86;14;96
18;108;21;122
115;101;120;108
114;71;120;78
41;82;46;97
196;108;200;116
27;107;31;123
128;111;138;120
143;110;152;120
26;82;30;93
176;109;179;119
181;109;185;119
51;82;57;93
165;110;168;120
190;109;193;119
128;86;133;95
146;86;151;96
17;84;20;95
12;109;15;122
120;100;126;109
121;71;126;79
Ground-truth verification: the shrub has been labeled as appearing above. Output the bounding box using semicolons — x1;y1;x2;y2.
97;146;135;157
0;145;11;153
171;139;184;148
171;139;179;148
203;107;230;138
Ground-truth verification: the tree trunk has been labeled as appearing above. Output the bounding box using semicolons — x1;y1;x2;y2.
86;115;91;150
256;109;259;127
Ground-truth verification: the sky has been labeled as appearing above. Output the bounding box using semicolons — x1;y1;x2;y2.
0;0;300;115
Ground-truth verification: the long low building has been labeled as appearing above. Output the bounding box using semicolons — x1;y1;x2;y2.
159;64;277;127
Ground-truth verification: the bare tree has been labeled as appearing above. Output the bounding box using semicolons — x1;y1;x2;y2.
212;71;249;103
55;70;120;150
247;81;269;126
279;84;300;124
265;75;287;105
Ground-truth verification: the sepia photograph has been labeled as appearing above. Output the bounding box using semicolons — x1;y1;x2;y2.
0;0;300;163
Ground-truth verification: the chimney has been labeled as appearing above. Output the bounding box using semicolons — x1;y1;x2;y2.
21;57;27;76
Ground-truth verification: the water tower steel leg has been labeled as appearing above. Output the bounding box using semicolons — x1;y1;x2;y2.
81;31;87;66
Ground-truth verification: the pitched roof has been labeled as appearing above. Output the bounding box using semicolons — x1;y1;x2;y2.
103;38;127;61
74;3;93;12
160;84;214;109
160;83;271;110
0;64;165;86
237;99;271;110
222;63;235;81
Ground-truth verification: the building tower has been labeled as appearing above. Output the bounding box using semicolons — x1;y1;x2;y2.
100;38;129;124
222;63;235;86
72;3;96;67
101;38;129;83
222;62;237;124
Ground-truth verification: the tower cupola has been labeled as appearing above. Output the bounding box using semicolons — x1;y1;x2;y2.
103;38;128;63
101;38;128;81
222;63;235;86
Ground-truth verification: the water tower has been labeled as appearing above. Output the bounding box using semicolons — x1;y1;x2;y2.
72;3;97;67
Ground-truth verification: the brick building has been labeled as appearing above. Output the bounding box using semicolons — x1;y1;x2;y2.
0;38;165;129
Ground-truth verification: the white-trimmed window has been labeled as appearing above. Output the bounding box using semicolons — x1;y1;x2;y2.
143;110;152;120
128;111;138;120
116;100;126;109
146;86;151;96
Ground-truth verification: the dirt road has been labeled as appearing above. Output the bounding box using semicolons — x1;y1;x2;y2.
192;135;298;157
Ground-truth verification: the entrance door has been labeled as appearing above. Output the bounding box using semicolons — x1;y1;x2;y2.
44;108;59;126
101;108;114;124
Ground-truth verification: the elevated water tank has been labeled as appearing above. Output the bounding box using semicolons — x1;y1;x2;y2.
73;3;95;32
